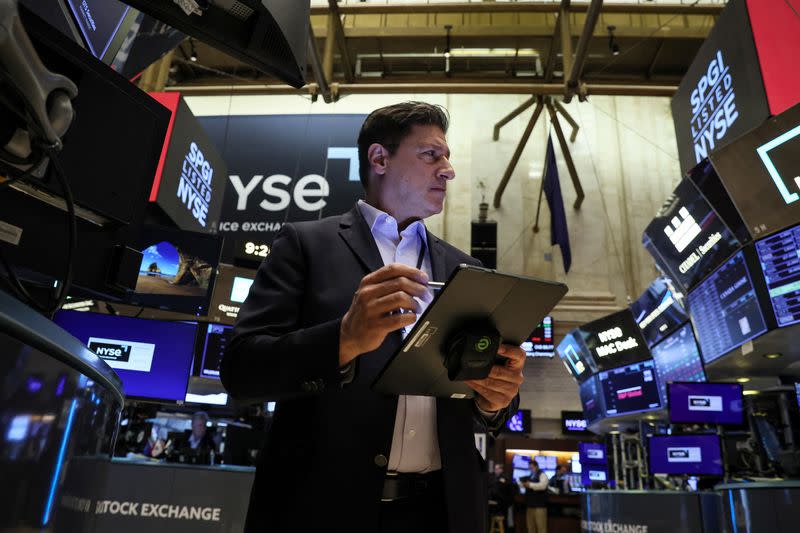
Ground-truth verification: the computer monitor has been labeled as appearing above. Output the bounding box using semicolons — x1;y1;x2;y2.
64;0;137;63
651;323;706;403
578;309;652;372
53;310;196;402
561;411;591;435
534;455;557;479
630;277;689;347
208;264;257;325
521;316;554;357
598;360;662;417
687;250;768;364
557;331;596;381
648;435;723;475
755;224;800;328
668;382;744;425
642;178;740;292
579;376;605;424
193;323;232;380
579;442;607;465
503;409;531;434
184;376;228;406
581;466;609;487
128;225;223;315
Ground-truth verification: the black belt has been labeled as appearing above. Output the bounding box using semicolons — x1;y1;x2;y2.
381;470;442;502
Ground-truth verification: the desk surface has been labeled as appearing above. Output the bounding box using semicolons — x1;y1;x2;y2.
113;456;255;474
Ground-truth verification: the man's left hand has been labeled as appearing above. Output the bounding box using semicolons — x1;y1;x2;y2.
465;344;525;413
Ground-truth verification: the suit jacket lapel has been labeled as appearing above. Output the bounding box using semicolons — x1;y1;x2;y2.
426;230;448;283
339;205;384;274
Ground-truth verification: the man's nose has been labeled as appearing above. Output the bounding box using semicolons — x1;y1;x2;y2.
439;157;455;180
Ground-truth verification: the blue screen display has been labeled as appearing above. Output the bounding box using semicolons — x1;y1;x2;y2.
504;409;530;433
651;323;706;403
755;225;800;328
668;382;743;425
579;442;607;465
649;435;723;475
687;251;768;364
54;310;197;401
197;323;232;379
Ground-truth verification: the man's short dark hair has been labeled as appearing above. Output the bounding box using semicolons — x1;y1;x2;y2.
356;101;449;188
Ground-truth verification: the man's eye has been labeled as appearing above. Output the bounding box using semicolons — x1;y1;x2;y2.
424;150;436;157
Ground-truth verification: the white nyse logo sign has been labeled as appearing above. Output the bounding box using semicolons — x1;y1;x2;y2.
690;50;739;164
177;142;214;227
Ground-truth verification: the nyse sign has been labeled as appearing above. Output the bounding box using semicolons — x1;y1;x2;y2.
198;114;368;262
690;50;739;164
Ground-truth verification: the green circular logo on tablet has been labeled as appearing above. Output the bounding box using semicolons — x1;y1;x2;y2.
475;337;491;352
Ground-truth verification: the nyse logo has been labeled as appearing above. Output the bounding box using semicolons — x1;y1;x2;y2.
87;337;155;373
756;124;800;206
88;341;132;362
177;142;214;227
228;147;359;213
588;470;607;481
586;449;604;460
667;447;702;463
688;395;722;412
690;50;739;163
664;206;702;253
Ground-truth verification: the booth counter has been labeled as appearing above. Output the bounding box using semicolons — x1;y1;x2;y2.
718;481;800;533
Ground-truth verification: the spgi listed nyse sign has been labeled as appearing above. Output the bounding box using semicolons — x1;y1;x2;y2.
671;0;769;175
198;114;367;262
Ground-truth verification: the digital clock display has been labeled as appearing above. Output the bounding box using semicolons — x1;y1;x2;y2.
244;241;270;257
234;239;271;267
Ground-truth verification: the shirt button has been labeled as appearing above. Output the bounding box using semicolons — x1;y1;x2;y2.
408;429;416;438
374;454;388;467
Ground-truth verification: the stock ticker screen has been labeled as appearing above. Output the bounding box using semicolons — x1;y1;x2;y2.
196;323;232;379
651;323;706;403
598;360;662;417
687;251;768;364
522;316;555;357
755;224;800;327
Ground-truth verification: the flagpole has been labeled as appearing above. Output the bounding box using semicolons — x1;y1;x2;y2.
532;135;549;234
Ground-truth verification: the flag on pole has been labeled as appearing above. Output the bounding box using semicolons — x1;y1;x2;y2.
543;135;572;273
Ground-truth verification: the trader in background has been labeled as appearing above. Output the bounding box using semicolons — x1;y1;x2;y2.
520;460;549;533
222;102;523;532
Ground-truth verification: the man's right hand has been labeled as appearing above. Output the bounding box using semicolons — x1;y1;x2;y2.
339;263;430;366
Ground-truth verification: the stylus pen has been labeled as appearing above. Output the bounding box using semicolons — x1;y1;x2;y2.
427;281;445;291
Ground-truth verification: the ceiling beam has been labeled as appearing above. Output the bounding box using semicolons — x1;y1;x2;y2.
646;39;666;80
564;0;603;102
328;0;355;83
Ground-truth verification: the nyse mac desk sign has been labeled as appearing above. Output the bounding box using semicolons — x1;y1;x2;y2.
671;0;769;175
198;114;367;262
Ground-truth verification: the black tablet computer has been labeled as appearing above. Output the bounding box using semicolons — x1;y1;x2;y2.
372;265;568;399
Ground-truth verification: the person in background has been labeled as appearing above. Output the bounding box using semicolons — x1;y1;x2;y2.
520;460;549;533
181;411;219;461
488;463;514;530
548;463;571;495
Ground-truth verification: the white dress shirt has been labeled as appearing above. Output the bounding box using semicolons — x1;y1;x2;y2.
357;200;441;473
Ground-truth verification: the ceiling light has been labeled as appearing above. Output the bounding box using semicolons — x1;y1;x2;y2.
736;377;751;383
607;25;620;56
764;352;783;359
189;38;198;62
743;390;760;396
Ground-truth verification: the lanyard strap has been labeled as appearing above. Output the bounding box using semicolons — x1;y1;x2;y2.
416;237;427;270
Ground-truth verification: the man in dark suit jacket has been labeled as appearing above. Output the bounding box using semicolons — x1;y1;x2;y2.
221;102;524;532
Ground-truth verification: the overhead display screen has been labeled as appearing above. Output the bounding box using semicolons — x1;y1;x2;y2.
649;435;723;476
578;309;651;372
688;251;768;364
651;323;707;403
557;331;596;381
643;179;740;292
579;376;605;424
668;382;744;425
631;277;689;347
53;310;197;402
711;103;800;239
522;316;554;357
65;0;132;61
579;442;607;465
561;411;591;435
755;224;800;328
208;264;257;325
598;360;662;417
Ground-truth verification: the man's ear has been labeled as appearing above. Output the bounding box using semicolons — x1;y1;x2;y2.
367;143;389;176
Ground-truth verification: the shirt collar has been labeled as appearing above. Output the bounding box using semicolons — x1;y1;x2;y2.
357;200;427;243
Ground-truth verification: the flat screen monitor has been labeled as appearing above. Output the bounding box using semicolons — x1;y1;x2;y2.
651;323;706;403
522;316;554;357
579;442;607;465
503;409;531;434
579;376;605;424
581;466;608;487
208;264;257;325
648;435;723;475
64;0;135;62
642;179;740;291
687;250;768;364
710;102;800;239
53;310;196;402
557;331;596;381
578;309;652;372
598;360;662;417
193;323;232;380
129;225;223;315
668;382;744;425
511;454;531;486
755;224;800;328
631;277;689;347
534;455;557;479
561;411;591;435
